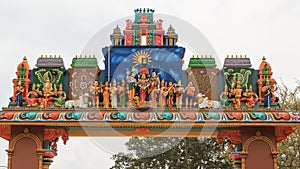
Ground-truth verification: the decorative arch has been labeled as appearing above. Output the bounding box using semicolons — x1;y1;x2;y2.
6;127;44;169
240;130;278;169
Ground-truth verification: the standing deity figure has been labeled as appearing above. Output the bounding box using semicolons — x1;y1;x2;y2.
138;74;150;102
242;85;258;108
15;80;24;108
118;79;126;107
54;83;67;107
231;81;243;109
220;85;232;109
165;81;175;107
110;79;118;108
159;79;166;108
184;81;196;108
262;80;276;108
175;80;184;108
148;69;160;103
102;81;111;108
90;80;101;108
126;66;137;101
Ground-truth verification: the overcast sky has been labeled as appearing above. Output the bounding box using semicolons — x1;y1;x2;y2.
0;0;299;168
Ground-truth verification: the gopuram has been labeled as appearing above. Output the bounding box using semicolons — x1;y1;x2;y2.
0;8;299;169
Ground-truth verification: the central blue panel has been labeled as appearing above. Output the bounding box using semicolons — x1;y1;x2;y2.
102;46;185;83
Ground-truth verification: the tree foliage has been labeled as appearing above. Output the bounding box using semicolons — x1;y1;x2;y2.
277;81;300;169
110;137;231;169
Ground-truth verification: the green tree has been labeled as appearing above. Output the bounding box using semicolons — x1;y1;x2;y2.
277;82;300;169
110;137;231;169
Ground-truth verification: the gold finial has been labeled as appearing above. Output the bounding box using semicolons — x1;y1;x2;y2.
45;54;48;58
23;56;27;62
58;55;61;58
226;55;229;58
54;55;57;58
41;54;43;58
192;55;194;58
75;55;78;58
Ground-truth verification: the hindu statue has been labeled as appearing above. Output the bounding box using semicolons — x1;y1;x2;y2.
242;85;258;108
138;74;150;102
118;79;126;107
90;80;101;108
102;81;111;108
262;79;275;108
165;80;175;107
15;80;24;108
39;78;56;108
175;80;184;108
184;81;196;108
26;84;40;107
148;68;160;104
110;79;118;108
53;84;67;107
126;66;137;101
231;81;243;109
159;79;166;108
220;85;232;109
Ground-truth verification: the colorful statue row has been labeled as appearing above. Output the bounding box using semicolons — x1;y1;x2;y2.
16;77;67;109
219;79;277;109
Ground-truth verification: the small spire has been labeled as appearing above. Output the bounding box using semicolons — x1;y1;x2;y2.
262;56;266;61
50;55;52;58
41;54;43;58
226;55;229;58
244;55;247;58
54;55;57;58
23;56;27;62
240;55;242;58
58;55;61;58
